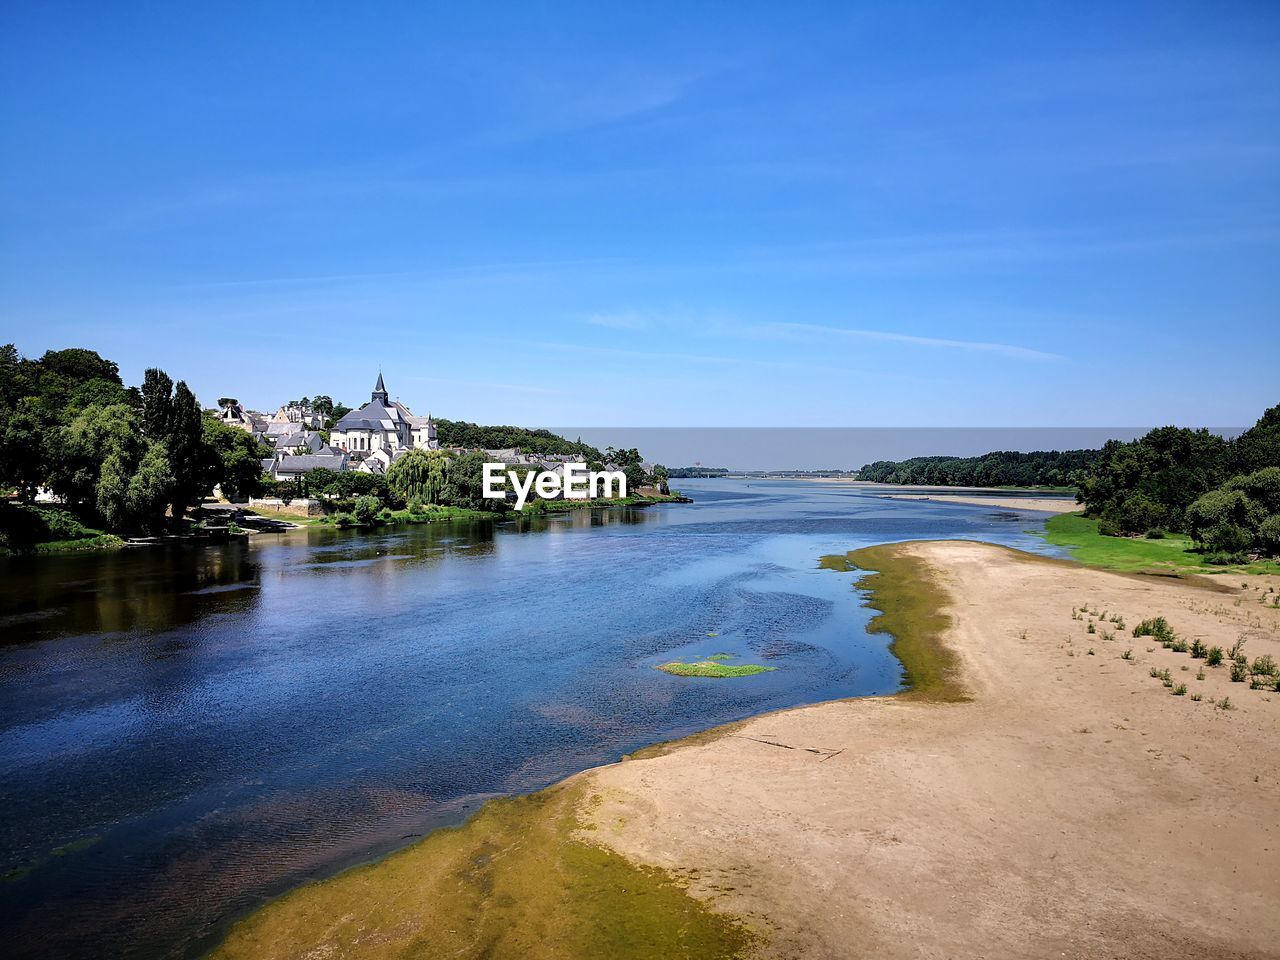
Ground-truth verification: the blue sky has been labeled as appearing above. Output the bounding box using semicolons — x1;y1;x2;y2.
1;2;1277;427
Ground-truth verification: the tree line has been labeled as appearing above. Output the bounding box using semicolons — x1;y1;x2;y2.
858;449;1100;488
0;345;268;544
1077;404;1280;560
433;418;604;461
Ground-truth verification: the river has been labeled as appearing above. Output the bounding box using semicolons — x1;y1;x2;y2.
0;479;1069;959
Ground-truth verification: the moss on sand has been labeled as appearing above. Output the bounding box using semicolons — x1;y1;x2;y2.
209;780;754;960
821;543;966;702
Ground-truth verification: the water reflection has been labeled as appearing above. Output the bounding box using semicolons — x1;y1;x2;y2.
0;480;1061;960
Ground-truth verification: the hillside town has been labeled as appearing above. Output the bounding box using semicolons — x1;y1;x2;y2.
219;371;655;487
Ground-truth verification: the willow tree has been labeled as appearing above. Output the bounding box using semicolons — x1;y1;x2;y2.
387;448;451;505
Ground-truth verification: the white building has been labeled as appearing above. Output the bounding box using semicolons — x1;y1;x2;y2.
329;373;438;457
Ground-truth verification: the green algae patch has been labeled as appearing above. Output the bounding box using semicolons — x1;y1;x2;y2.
656;657;775;678
821;543;966;703
209;780;755;960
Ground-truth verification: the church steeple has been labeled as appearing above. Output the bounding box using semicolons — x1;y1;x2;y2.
372;371;389;403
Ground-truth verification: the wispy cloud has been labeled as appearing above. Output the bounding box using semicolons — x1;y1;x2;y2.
583;311;650;331
747;321;1064;362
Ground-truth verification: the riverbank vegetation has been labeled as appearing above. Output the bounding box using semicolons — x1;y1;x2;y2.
859;402;1280;568
1039;512;1280;575
1076;404;1280;562
210;779;754;960
858;449;1099;488
0;345;269;552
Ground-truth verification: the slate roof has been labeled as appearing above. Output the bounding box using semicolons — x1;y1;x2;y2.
275;453;346;473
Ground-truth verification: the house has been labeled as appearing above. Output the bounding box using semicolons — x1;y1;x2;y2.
329;373;438;457
271;429;324;456
269;448;349;482
270;401;323;430
217;399;268;438
355;446;402;476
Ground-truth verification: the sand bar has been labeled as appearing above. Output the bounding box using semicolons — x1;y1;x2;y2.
211;542;1280;959
881;492;1080;512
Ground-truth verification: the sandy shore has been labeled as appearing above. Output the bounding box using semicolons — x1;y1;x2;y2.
880;492;1080;512
212;542;1280;959
587;542;1280;958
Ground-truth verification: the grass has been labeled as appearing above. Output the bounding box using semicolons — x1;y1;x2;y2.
656;656;775;678
820;544;966;702
209;780;754;960
1039;512;1280;575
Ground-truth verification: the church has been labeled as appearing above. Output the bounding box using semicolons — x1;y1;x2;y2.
328;373;438;460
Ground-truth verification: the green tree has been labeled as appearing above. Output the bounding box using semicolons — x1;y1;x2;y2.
202;417;270;501
0;402;48;501
441;451;494;510
141;368;174;439
352;495;381;526
49;403;144;514
166;381;207;525
387;448;451;505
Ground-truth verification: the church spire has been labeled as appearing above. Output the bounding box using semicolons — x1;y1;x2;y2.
372;370;388;402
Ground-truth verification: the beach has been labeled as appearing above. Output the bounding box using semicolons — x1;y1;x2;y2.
878;492;1080;513
212;540;1280;959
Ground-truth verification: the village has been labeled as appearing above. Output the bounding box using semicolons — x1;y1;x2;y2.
216;371;664;503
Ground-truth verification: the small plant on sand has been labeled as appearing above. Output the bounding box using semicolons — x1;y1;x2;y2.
1191;692;1202;702
1229;636;1248;660
1134;617;1175;643
1217;697;1234;711
1230;659;1249;683
1252;654;1278;678
1206;646;1224;667
1149;666;1161;678
1122;649;1134;661
1171;639;1189;654
1102;630;1115;642
1087;648;1095;656
1172;683;1187;696
1190;639;1207;659
1113;616;1126;630
1087;621;1096;634
1196;669;1205;680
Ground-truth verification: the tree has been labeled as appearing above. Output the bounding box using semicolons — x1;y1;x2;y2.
141;368;174;439
166;381;207;525
352;495;381;526
202;417;270;501
624;463;647;494
441;451;493;510
48;403;144;514
387;448;451;505
312;395;334;421
98;440;171;532
0;402;48;501
1078;427;1230;534
1232;404;1280;475
39;348;121;386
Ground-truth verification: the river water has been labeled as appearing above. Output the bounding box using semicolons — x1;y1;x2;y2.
0;479;1068;959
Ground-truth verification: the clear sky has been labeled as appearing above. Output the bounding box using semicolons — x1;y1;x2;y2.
1;2;1277;428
